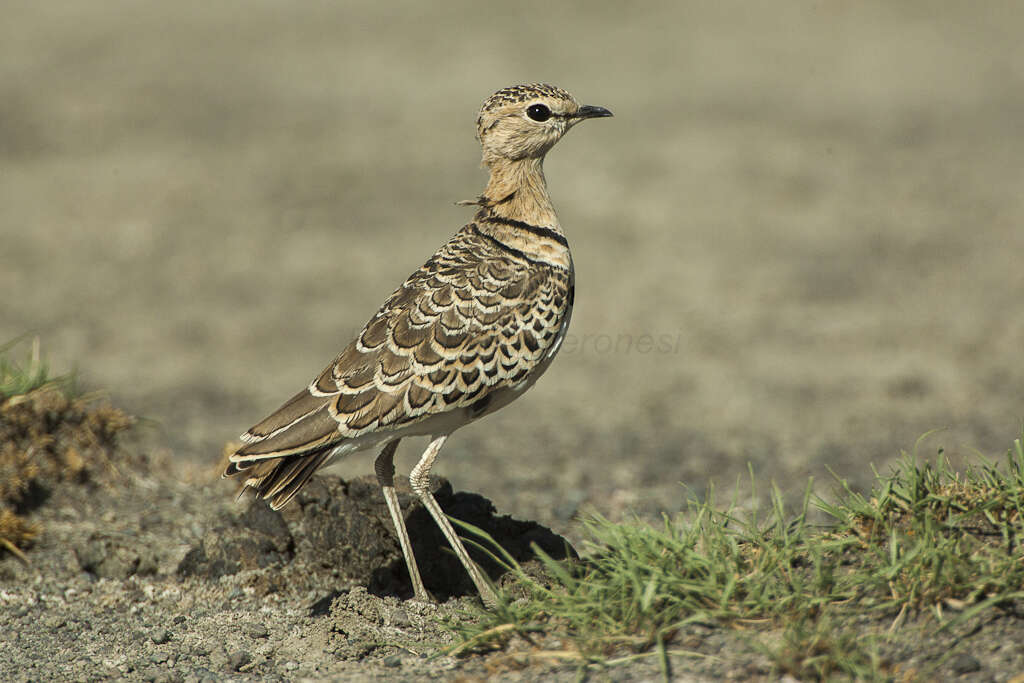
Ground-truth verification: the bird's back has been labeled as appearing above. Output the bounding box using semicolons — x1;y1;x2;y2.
226;219;573;507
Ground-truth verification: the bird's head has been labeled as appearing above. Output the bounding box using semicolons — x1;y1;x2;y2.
476;83;612;166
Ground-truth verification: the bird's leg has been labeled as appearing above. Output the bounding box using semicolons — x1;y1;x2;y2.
374;439;432;603
409;435;498;607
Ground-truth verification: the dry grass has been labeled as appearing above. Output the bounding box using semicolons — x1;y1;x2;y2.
0;339;136;559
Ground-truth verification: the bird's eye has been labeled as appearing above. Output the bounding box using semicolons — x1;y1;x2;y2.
526;103;552;122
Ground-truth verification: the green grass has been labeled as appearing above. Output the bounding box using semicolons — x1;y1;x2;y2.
448;433;1024;679
0;336;75;400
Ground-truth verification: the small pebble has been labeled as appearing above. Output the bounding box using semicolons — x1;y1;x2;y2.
43;616;67;630
382;655;402;668
151;629;170;645
150;652;169;665
246;624;269;639
172;615;186;625
949;653;981;675
390;609;410;628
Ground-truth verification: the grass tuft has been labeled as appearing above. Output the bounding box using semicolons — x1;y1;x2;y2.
818;435;1024;624
449;432;1024;678
0;336;75;400
0;337;136;560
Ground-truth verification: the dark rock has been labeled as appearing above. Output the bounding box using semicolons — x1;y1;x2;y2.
382;654;402;667
267;473;578;602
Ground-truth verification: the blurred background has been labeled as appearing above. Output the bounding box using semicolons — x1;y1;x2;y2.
2;1;1022;525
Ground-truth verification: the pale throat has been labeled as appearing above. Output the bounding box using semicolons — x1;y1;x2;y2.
482;156;561;231
476;154;572;271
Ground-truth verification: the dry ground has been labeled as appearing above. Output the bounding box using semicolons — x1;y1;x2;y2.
2;1;1024;679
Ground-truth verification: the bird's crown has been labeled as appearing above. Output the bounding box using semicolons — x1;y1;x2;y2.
479;83;577;116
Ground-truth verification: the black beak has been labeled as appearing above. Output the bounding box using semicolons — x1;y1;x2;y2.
576;104;614;119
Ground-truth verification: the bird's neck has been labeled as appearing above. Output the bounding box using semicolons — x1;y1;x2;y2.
472;156;572;270
480;157;561;231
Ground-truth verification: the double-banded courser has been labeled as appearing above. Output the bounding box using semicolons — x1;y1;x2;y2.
224;84;612;606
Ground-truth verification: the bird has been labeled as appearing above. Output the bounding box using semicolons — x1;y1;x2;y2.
224;83;612;607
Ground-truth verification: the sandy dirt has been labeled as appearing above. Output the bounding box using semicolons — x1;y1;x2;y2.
2;1;1023;679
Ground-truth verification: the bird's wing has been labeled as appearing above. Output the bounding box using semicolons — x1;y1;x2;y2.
226;224;572;481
